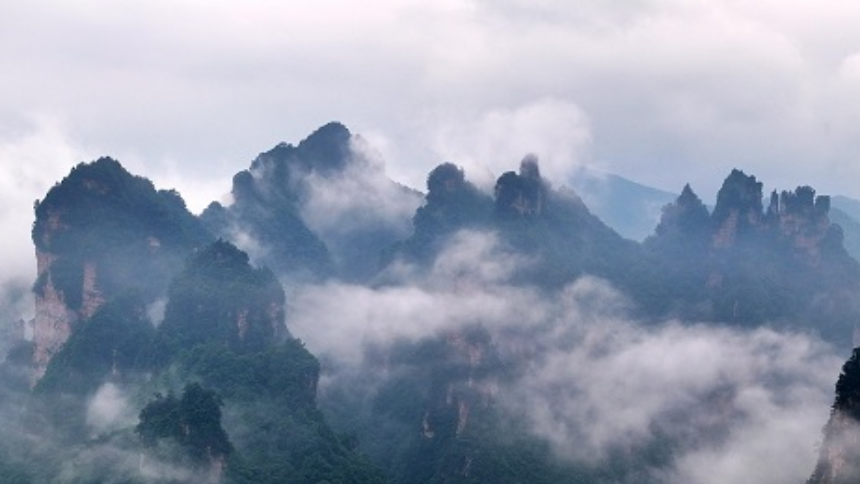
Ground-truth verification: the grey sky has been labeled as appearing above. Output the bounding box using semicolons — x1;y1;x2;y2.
3;0;860;281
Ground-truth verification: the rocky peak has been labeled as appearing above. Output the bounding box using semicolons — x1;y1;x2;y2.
399;163;494;262
654;184;711;239
158;240;286;355
711;169;764;248
30;158;208;382
249;121;353;183
426;163;468;203
494;154;546;218
771;186;833;261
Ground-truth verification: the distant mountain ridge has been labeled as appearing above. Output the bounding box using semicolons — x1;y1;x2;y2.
569;167;677;241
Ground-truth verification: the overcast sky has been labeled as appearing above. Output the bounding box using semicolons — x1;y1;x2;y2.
3;0;860;280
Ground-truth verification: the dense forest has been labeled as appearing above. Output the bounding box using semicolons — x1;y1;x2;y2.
1;122;859;483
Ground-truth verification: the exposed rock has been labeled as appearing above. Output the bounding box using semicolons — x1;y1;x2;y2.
653;184;710;240
30;157;209;383
711;169;764;248
809;348;860;483
80;262;105;320
32;257;75;383
494;154;547;218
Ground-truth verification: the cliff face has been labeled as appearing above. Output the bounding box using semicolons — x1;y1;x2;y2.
711;169;765;248
809;348;860;484
709;170;834;261
494;155;547;218
32;249;75;382
30;158;209;383
645;169;860;341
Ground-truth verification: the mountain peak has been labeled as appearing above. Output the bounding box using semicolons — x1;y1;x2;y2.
712;168;764;228
494;155;546;218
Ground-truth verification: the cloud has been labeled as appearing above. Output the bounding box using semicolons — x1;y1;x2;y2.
86;383;133;435
5;0;860;202
288;230;536;364
502;280;839;477
431;99;593;190
288;232;840;484
0;116;83;289
299;136;421;241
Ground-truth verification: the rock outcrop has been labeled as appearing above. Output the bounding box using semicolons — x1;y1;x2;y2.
30;158;209;382
202;122;421;282
494;154;547;218
647;169;860;343
809;348;860;484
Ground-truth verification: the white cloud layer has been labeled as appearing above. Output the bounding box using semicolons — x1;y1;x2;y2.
4;1;860;310
287;231;842;484
2;1;860;198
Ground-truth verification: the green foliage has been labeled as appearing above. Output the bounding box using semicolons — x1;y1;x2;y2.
176;340;319;405
33;158;208;254
808;348;860;484
141;240;385;483
31;157;210;311
136;382;233;464
199;125;353;279
834;348;860;418
36;293;156;397
388;162;493;265
157;239;286;359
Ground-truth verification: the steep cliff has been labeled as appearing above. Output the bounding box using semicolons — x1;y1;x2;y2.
151;240;384;483
809;348;860;484
30;158;210;381
646;169;860;344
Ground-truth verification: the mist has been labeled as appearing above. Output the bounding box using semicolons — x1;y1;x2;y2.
286;229;843;484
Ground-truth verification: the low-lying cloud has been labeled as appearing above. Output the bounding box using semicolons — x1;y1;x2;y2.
286;229;842;484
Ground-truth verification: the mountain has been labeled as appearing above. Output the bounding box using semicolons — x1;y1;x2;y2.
390;155;649;295
4;122;860;484
832;195;860;221
30;157;211;381
6;155;387;483
202;122;422;283
18;236;386;483
645;170;860;341
569;167;677;241
830;196;860;262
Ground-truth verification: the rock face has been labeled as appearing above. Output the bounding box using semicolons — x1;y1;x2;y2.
32;250;75;382
30;158;209;382
644;169;860;343
653;184;710;241
711;169;765;248
494;154;546;218
708;170;835;260
809;348;860;484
